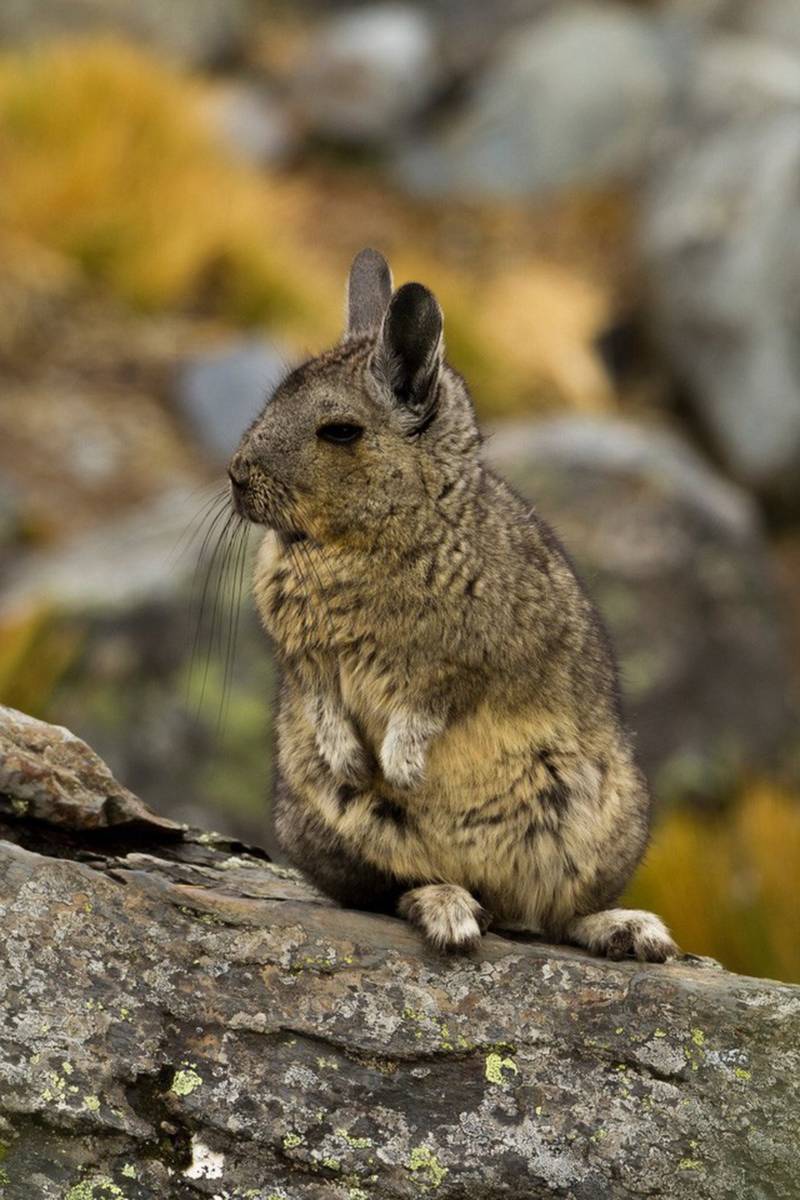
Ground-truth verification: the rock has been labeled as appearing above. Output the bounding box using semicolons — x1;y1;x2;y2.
294;3;438;144
486;417;797;800
721;0;800;60
395;3;677;197
0;0;251;68
0;488;204;616
173;339;288;466
0;705;180;834
423;0;556;79
641;39;800;506
0;706;798;1199
204;82;294;168
687;34;800;127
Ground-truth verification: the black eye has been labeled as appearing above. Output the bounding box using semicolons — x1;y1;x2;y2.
317;423;363;445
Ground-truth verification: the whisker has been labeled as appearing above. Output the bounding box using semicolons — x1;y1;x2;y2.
189;507;238;713
217;518;250;730
167;484;229;569
190;495;234;599
201;512;239;703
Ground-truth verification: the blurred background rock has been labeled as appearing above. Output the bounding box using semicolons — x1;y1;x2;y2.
0;0;798;982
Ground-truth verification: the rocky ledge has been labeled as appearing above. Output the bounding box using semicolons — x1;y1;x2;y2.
0;705;798;1199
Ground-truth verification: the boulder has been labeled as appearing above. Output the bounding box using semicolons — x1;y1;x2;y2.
422;0;555;80
720;0;800;60
173;339;288;465
686;34;800;126
486;417;798;800
394;3;677;196
203;82;294;168
293;4;438;144
640;36;800;508
0;705;798;1199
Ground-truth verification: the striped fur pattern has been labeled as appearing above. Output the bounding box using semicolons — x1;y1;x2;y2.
229;250;677;962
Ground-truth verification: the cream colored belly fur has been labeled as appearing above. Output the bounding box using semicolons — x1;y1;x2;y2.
283;660;617;932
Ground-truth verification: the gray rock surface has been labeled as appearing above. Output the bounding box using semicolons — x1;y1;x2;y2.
204;83;294;168
395;3;676;196
0;705;798;1199
641;35;800;506
174;339;288;465
687;34;800;126
721;0;800;59
0;0;251;67
294;4;438;144
643;123;800;503
424;0;555;79
486;417;797;798
0;487;204;617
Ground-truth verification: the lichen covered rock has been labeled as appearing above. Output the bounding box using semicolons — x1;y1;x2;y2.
0;707;798;1198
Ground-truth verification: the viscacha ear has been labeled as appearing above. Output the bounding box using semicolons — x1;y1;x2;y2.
378;282;443;424
346;247;393;335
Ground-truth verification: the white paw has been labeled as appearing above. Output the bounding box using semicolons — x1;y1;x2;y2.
570;908;678;963
323;735;369;787
380;711;442;789
310;701;369;786
380;727;427;789
399;885;488;953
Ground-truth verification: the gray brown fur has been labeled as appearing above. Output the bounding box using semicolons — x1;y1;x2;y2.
229;249;677;961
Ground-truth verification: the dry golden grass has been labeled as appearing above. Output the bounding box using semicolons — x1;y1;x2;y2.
0;609;81;716
626;785;800;983
0;39;334;333
0;37;622;416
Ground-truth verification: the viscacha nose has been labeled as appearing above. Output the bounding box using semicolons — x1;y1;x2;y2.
228;454;250;492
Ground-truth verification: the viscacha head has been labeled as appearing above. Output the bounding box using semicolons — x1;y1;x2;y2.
228;248;480;545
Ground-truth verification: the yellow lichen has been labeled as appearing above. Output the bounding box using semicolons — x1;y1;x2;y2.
170;1067;202;1096
408;1146;448;1189
335;1127;373;1149
484;1052;518;1084
64;1180;123;1200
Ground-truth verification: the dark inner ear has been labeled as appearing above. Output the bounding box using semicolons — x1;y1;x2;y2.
380;282;443;413
346;248;393;335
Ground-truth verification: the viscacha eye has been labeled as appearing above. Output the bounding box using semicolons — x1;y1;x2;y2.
316;423;364;445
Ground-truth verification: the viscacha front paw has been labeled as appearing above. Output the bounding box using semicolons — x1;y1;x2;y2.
312;704;371;787
379;728;427;789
